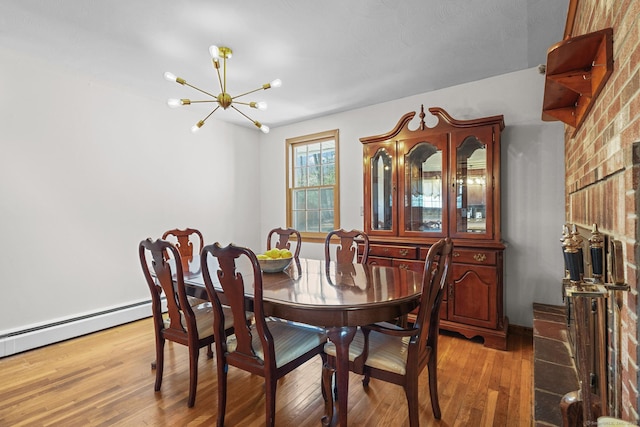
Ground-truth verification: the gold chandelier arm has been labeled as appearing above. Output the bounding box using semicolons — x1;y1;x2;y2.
192;106;222;132
202;105;221;122
232;86;264;100
212;59;224;96
222;55;227;94
230;105;257;124
184;100;218;104
230;105;269;133
183;81;218;99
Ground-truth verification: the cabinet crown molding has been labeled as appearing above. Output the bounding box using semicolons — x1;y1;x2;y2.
360;105;504;145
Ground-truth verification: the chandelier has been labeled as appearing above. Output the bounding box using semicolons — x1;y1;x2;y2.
164;45;281;134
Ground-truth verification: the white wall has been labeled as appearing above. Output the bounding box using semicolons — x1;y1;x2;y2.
0;46;262;344
259;67;566;328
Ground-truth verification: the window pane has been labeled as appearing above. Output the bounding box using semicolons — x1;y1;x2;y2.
307;211;320;232
294;210;306;231
456;136;486;234
404;142;443;233
293;189;306;209
294;167;307;188
307;189;319;210
320;188;334;209
308;165;321;186
322;164;335;185
321;141;335;163
307;143;321;166
371;148;393;231
320;210;334;232
294;146;307;167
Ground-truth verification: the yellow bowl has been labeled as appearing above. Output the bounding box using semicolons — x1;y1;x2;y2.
258;257;292;273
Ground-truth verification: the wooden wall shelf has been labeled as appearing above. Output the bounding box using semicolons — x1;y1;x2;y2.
542;28;613;133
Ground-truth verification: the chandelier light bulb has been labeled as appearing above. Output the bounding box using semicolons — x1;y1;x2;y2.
250;101;268;110
260;124;270;133
164;71;177;82
209;45;219;59
167;98;181;108
191;120;204;133
270;79;282;88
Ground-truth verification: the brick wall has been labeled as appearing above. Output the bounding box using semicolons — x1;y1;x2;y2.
565;0;640;421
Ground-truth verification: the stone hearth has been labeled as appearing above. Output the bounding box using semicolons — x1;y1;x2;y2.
533;303;579;426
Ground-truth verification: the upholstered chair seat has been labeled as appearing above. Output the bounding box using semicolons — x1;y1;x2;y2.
226;320;326;368
324;322;411;375
164;303;237;340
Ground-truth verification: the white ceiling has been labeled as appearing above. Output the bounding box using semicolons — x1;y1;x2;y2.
0;0;568;130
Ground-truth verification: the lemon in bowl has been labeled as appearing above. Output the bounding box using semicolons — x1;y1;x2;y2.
257;249;293;273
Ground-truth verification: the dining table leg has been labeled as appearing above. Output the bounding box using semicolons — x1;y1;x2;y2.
326;326;357;426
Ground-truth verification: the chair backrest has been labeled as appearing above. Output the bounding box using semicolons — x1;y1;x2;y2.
162;228;204;271
139;238;197;342
201;242;275;370
413;237;454;352
266;227;301;260
324;229;369;265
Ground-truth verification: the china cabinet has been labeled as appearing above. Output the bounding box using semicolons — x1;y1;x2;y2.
360;106;507;349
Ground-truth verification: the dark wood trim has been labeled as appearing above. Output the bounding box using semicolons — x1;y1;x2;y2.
564;0;579;39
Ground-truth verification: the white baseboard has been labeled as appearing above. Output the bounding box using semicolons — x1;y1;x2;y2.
0;301;156;358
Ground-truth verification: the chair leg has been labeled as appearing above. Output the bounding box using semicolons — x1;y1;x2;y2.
405;381;419;427
216;356;228;427
187;344;199;408
362;371;371;387
154;336;165;392
427;353;441;419
265;373;277;427
207;343;213;359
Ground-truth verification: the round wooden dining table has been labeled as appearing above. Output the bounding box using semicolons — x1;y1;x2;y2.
182;257;424;426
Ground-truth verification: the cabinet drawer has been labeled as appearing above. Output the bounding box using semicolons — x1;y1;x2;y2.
370;244;418;259
451;249;497;265
368;256;393;266
392;258;424;273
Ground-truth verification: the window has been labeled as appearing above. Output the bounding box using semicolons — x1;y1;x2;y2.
286;130;339;242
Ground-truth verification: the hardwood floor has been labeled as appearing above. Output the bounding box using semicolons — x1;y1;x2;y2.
0;318;532;426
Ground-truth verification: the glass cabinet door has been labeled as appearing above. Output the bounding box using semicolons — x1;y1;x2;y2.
369;145;394;232
400;139;447;237
452;132;492;238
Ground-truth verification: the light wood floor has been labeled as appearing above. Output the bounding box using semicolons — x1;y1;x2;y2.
0;318;532;426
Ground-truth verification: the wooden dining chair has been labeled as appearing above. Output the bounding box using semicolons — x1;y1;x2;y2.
139;238;236;408
324;228;370;266
322;237;454;426
162;227;209;305
162;227;204;271
201;242;327;427
266;227;301;260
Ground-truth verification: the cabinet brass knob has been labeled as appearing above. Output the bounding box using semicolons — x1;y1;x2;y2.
473;253;487;262
399;249;409;256
399;264;408;270
453;252;460;257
